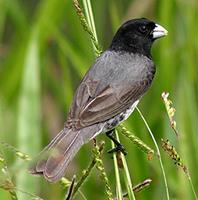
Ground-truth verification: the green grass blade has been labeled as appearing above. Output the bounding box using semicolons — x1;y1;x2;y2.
15;31;41;200
136;107;170;200
111;140;123;200
114;131;136;200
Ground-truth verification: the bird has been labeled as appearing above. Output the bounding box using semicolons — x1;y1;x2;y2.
29;18;168;182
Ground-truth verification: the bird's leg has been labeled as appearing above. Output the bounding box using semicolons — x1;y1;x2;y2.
106;129;127;155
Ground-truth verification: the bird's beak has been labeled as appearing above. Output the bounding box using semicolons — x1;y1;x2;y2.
152;24;168;39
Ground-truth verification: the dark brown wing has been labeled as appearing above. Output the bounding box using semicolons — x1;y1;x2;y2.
66;77;150;129
79;79;150;127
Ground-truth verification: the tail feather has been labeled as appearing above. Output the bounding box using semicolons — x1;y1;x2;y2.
29;129;66;174
44;130;82;181
29;124;103;182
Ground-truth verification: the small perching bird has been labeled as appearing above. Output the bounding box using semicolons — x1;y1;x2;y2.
29;18;168;182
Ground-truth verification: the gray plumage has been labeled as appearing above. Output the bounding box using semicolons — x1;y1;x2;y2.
67;51;155;128
29;18;167;182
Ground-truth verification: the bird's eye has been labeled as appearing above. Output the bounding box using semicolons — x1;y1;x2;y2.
139;25;148;33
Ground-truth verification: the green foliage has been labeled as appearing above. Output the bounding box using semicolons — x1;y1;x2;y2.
0;0;198;199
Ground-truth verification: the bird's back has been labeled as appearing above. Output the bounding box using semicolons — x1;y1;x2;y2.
66;50;155;129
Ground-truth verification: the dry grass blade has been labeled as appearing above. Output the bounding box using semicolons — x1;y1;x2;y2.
162;92;179;137
118;124;154;160
161;139;188;174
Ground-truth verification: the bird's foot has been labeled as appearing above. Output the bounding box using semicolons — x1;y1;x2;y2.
106;129;127;155
107;144;127;155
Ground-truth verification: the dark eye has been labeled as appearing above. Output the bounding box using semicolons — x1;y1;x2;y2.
139;25;148;33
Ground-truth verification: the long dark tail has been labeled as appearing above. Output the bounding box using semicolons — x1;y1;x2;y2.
29;124;102;182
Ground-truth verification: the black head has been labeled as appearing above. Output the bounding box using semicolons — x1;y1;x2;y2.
109;18;167;57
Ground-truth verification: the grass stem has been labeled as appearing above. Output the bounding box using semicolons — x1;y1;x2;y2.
111;140;122;200
72;142;105;198
136;107;170;200
188;176;198;200
83;0;98;42
114;130;136;200
82;0;100;55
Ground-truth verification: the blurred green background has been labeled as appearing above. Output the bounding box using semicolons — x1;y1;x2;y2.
0;0;198;199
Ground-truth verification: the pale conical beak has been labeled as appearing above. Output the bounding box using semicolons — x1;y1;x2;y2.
152;24;168;39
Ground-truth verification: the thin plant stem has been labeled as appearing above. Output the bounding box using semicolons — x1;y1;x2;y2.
82;0;99;55
73;0;102;56
78;190;88;200
136;107;170;200
93;144;113;200
121;156;136;200
72;142;104;198
132;178;152;193
111;140;122;200
123;179;152;198
84;0;98;42
114;131;136;200
188;176;198;200
65;176;76;200
82;0;91;32
72;157;95;196
118;124;154;159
